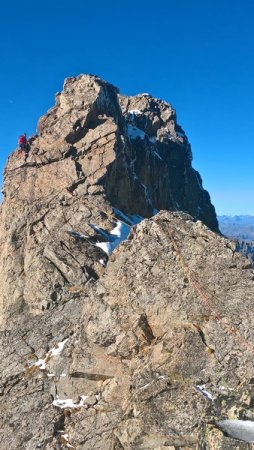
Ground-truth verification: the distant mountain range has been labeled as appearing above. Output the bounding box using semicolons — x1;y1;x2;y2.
218;215;254;263
218;215;254;241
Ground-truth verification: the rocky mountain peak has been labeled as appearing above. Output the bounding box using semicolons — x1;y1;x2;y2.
4;74;218;228
4;75;253;450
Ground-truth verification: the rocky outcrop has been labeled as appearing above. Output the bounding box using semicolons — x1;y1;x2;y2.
4;75;254;450
1;211;254;449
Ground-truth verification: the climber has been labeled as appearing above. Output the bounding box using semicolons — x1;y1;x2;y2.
18;133;28;149
18;133;30;160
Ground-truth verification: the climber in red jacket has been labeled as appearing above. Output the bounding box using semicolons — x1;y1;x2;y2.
18;133;28;149
18;133;30;160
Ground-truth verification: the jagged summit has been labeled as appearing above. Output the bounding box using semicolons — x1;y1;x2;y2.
4;74;218;230
1;73;219;320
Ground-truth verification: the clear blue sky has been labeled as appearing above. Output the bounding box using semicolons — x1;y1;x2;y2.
1;0;254;215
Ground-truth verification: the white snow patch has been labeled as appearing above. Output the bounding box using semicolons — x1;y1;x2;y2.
110;220;123;237
34;359;46;370
218;419;254;443
129;109;142;115
60;433;75;449
50;339;68;357
95;220;130;255
94;210;145;258
95;241;111;255
195;385;213;400
29;338;68;372
47;373;55;378
53;395;88;409
127;125;146;140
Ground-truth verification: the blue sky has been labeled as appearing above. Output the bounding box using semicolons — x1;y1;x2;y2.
1;0;254;214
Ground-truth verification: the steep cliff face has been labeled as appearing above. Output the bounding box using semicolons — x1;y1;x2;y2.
3;75;254;450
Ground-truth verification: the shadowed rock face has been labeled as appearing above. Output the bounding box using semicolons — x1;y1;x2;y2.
2;75;253;449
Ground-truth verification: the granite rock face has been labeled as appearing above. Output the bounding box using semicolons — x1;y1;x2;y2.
2;75;254;450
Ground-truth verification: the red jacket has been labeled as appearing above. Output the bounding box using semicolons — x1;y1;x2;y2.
18;135;27;145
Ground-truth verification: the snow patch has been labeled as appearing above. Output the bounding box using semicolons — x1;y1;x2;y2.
95;220;130;255
129;109;142;116
218;419;254;443
29;338;68;372
95;241;111;255
50;339;68;357
195;385;213;400
58;432;75;448
93;209;145;259
34;358;46;370
53;395;88;409
127;125;146;140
